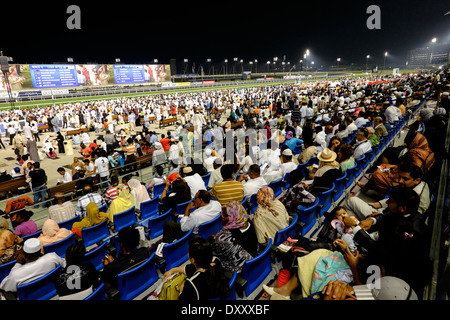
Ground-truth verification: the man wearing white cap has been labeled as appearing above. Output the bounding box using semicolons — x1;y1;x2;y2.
0;238;66;296
280;149;298;176
180;166;207;199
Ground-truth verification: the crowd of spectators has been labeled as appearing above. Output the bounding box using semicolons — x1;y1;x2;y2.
0;68;448;300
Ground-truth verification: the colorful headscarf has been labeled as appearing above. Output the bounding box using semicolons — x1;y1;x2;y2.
72;202;108;237
221;201;248;232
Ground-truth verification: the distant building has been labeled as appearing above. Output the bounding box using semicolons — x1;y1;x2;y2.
408;43;450;66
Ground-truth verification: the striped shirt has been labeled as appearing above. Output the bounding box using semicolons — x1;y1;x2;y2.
209;180;244;206
126;144;136;156
105;185;119;205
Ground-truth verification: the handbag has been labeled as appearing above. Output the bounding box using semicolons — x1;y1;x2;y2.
159;273;187;300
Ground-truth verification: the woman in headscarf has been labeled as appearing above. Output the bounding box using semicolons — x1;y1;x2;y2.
37;218;73;254
56;131;65;154
127;178;150;211
106;184;135;223
284;131;303;152
0;218;23;264
210;201;257;273
253;186;290;245
72;202;108;238
399;132;435;176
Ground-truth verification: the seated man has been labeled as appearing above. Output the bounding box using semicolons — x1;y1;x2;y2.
48;192;77;223
180;166;207;199
101;226;150;299
56;167;72;185
207;158;223;189
353;127;372;160
75;184;107;218
238;164;268;198
345;187;432;297
345;162;430;219
280;149;298;176
261;154;284;184
209;164;244;206
162;190;221;243
0;238;66;299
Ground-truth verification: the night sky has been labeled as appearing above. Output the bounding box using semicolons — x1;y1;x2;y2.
3;0;449;71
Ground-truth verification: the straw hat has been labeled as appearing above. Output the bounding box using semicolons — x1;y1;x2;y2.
317;148;337;162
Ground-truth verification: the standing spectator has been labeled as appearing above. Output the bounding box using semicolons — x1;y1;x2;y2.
28;162;47;209
94;150;110;191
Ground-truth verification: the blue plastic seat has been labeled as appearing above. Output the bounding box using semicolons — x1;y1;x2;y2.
269;178;283;198
344;164;357;190
202;173;211;187
81;219;110;248
116;253;159;300
307;156;319;166
333;171;347;203
317;183;335;217
240;238;274;298
293;145;302;156
98;203;108;213
210;271;238;301
21;230;42;241
57;215;81;231
283;172;291;191
198;213;222;239
298;198;319;236
152;183;166;199
0;259;16;283
362;150;372;170
84;240;109;271
84;283;106;300
17;265;62;300
226;271;237;300
241;196;248;207
273;214;298;246
140;197;160;220
140;209;171;240
354;155;365;179
160;229;193;271
43;233;76;258
113;206;137;232
296;162;308;177
176;199;193;217
248;193;259;214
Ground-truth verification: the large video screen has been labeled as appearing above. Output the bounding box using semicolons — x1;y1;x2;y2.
114;64;171;84
30;64;79;88
0;63;170;91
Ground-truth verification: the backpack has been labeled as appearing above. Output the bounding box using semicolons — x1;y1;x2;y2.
159;273;187;300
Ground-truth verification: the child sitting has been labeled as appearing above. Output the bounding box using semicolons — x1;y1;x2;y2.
316;206;361;252
48;148;58;159
330;206;359;253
